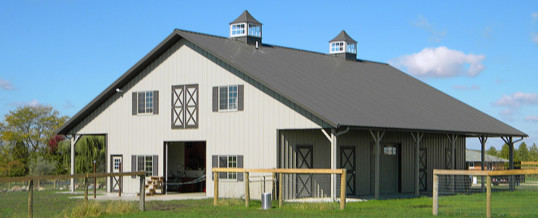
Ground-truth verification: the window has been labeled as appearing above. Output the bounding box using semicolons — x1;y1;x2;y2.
384;146;397;155
216;155;242;180
231;23;246;36
248;24;261;37
330;42;344;53
219;85;238;111
346;43;356;54
133;155;156;177
133;91;158;115
114;158;120;170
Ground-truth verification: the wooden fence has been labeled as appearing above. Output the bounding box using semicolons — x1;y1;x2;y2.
433;169;538;218
212;168;347;210
0;171;146;218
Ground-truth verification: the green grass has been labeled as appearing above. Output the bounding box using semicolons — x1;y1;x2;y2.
1;190;537;217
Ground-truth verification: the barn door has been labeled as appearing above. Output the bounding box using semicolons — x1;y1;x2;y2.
419;148;427;192
296;145;313;198
172;84;198;129
340;146;356;196
110;155;122;192
445;148;452;187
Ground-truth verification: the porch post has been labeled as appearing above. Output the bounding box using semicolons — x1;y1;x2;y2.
508;137;514;191
330;129;337;201
369;130;385;200
479;136;488;191
411;132;423;196
70;134;81;192
447;134;458;194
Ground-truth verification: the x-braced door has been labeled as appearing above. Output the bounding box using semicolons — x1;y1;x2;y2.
172;84;198;129
110;155;122;192
340;146;356;196
296;145;313;198
419;148;427;192
445;148;452;187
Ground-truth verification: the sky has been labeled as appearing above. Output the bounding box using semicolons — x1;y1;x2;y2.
1;1;537;150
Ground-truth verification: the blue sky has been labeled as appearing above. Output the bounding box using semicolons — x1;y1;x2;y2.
1;1;537;150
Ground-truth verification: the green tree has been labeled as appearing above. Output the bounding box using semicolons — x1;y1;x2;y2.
74;136;106;173
500;143;510;160
530;143;538;161
1;105;68;154
28;155;57;176
518;142;529;161
487;146;498;157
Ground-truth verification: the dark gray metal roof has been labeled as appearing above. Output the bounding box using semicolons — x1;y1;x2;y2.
57;29;527;137
230;10;262;25
330;30;357;43
466;150;508;162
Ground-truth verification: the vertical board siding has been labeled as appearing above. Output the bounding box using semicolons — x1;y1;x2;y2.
279;129;465;197
71;39;323;196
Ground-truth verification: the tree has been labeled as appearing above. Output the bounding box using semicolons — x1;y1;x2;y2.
1;105;68;154
530;143;538;161
487;146;498;157
74;136;106;173
28;155;57;176
518;142;529;162
500;143;510;160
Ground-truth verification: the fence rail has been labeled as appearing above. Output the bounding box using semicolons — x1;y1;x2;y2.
433;169;538;218
212;168;347;210
0;171;146;218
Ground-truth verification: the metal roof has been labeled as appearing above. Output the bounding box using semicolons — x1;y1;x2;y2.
466;150;508;163
230;10;262;25
330;30;357;43
56;29;527;137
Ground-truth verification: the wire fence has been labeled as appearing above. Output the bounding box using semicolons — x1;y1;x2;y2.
433;169;538;217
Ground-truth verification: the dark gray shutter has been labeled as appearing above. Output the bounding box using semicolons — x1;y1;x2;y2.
152;155;158;176
132;92;137;115
138;92;145;113
219;156;228;179
212;87;218;112
212;155;218;180
153;91;159;115
238;85;244;111
237;155;244;181
131;155;136;178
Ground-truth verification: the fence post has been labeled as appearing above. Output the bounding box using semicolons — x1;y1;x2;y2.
94;160;97;199
340;170;346;210
487;175;491;218
84;176;89;204
119;162;122;197
28;180;33;218
272;172;276;200
433;174;439;216
139;174;145;211
279;173;283;208
245;172;250;207
214;171;218;206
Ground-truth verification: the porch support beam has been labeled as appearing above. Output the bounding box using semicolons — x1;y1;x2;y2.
328;127;350;201
411;132;424;196
369;130;385;200
70;134;81;192
447;134;458;194
501;136;524;191
479;136;488;191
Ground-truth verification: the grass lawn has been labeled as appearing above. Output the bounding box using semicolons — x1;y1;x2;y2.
1;190;537;217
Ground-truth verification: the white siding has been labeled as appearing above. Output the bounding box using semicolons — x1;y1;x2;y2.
70;39;323;195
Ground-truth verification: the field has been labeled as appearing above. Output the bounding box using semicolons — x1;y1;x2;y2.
1;190;537;217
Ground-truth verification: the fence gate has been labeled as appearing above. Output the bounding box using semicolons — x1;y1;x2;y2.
296;145;313;198
340;146;356;196
419;148;427;191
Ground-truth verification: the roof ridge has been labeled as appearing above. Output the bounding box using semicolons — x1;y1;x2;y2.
174;28;388;65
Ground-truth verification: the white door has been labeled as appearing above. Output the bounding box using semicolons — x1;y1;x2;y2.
111;156;122;192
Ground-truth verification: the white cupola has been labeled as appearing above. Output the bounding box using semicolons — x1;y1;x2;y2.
329;30;357;61
230;10;262;46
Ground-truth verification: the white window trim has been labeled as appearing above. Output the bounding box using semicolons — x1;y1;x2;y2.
329;41;357;54
218;85;239;112
135;155;154;176
247;23;262;38
137;91;154;115
218;155;238;181
230;22;247;37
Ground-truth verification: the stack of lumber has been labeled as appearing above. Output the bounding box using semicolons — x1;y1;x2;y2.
145;176;164;195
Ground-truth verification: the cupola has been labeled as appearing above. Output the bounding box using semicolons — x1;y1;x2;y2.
329;30;357;61
230;10;262;46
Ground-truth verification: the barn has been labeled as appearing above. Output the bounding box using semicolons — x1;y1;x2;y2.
56;11;526;200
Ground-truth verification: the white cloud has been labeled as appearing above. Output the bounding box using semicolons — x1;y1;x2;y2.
389;47;486;78
525;116;538;122
531;32;538;44
413;15;446;42
453;85;479;91
0;77;15;90
494;92;538;107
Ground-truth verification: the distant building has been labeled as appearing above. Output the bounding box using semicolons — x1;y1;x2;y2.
466;149;508;170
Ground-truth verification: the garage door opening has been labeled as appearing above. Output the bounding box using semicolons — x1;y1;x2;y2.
164;141;206;193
